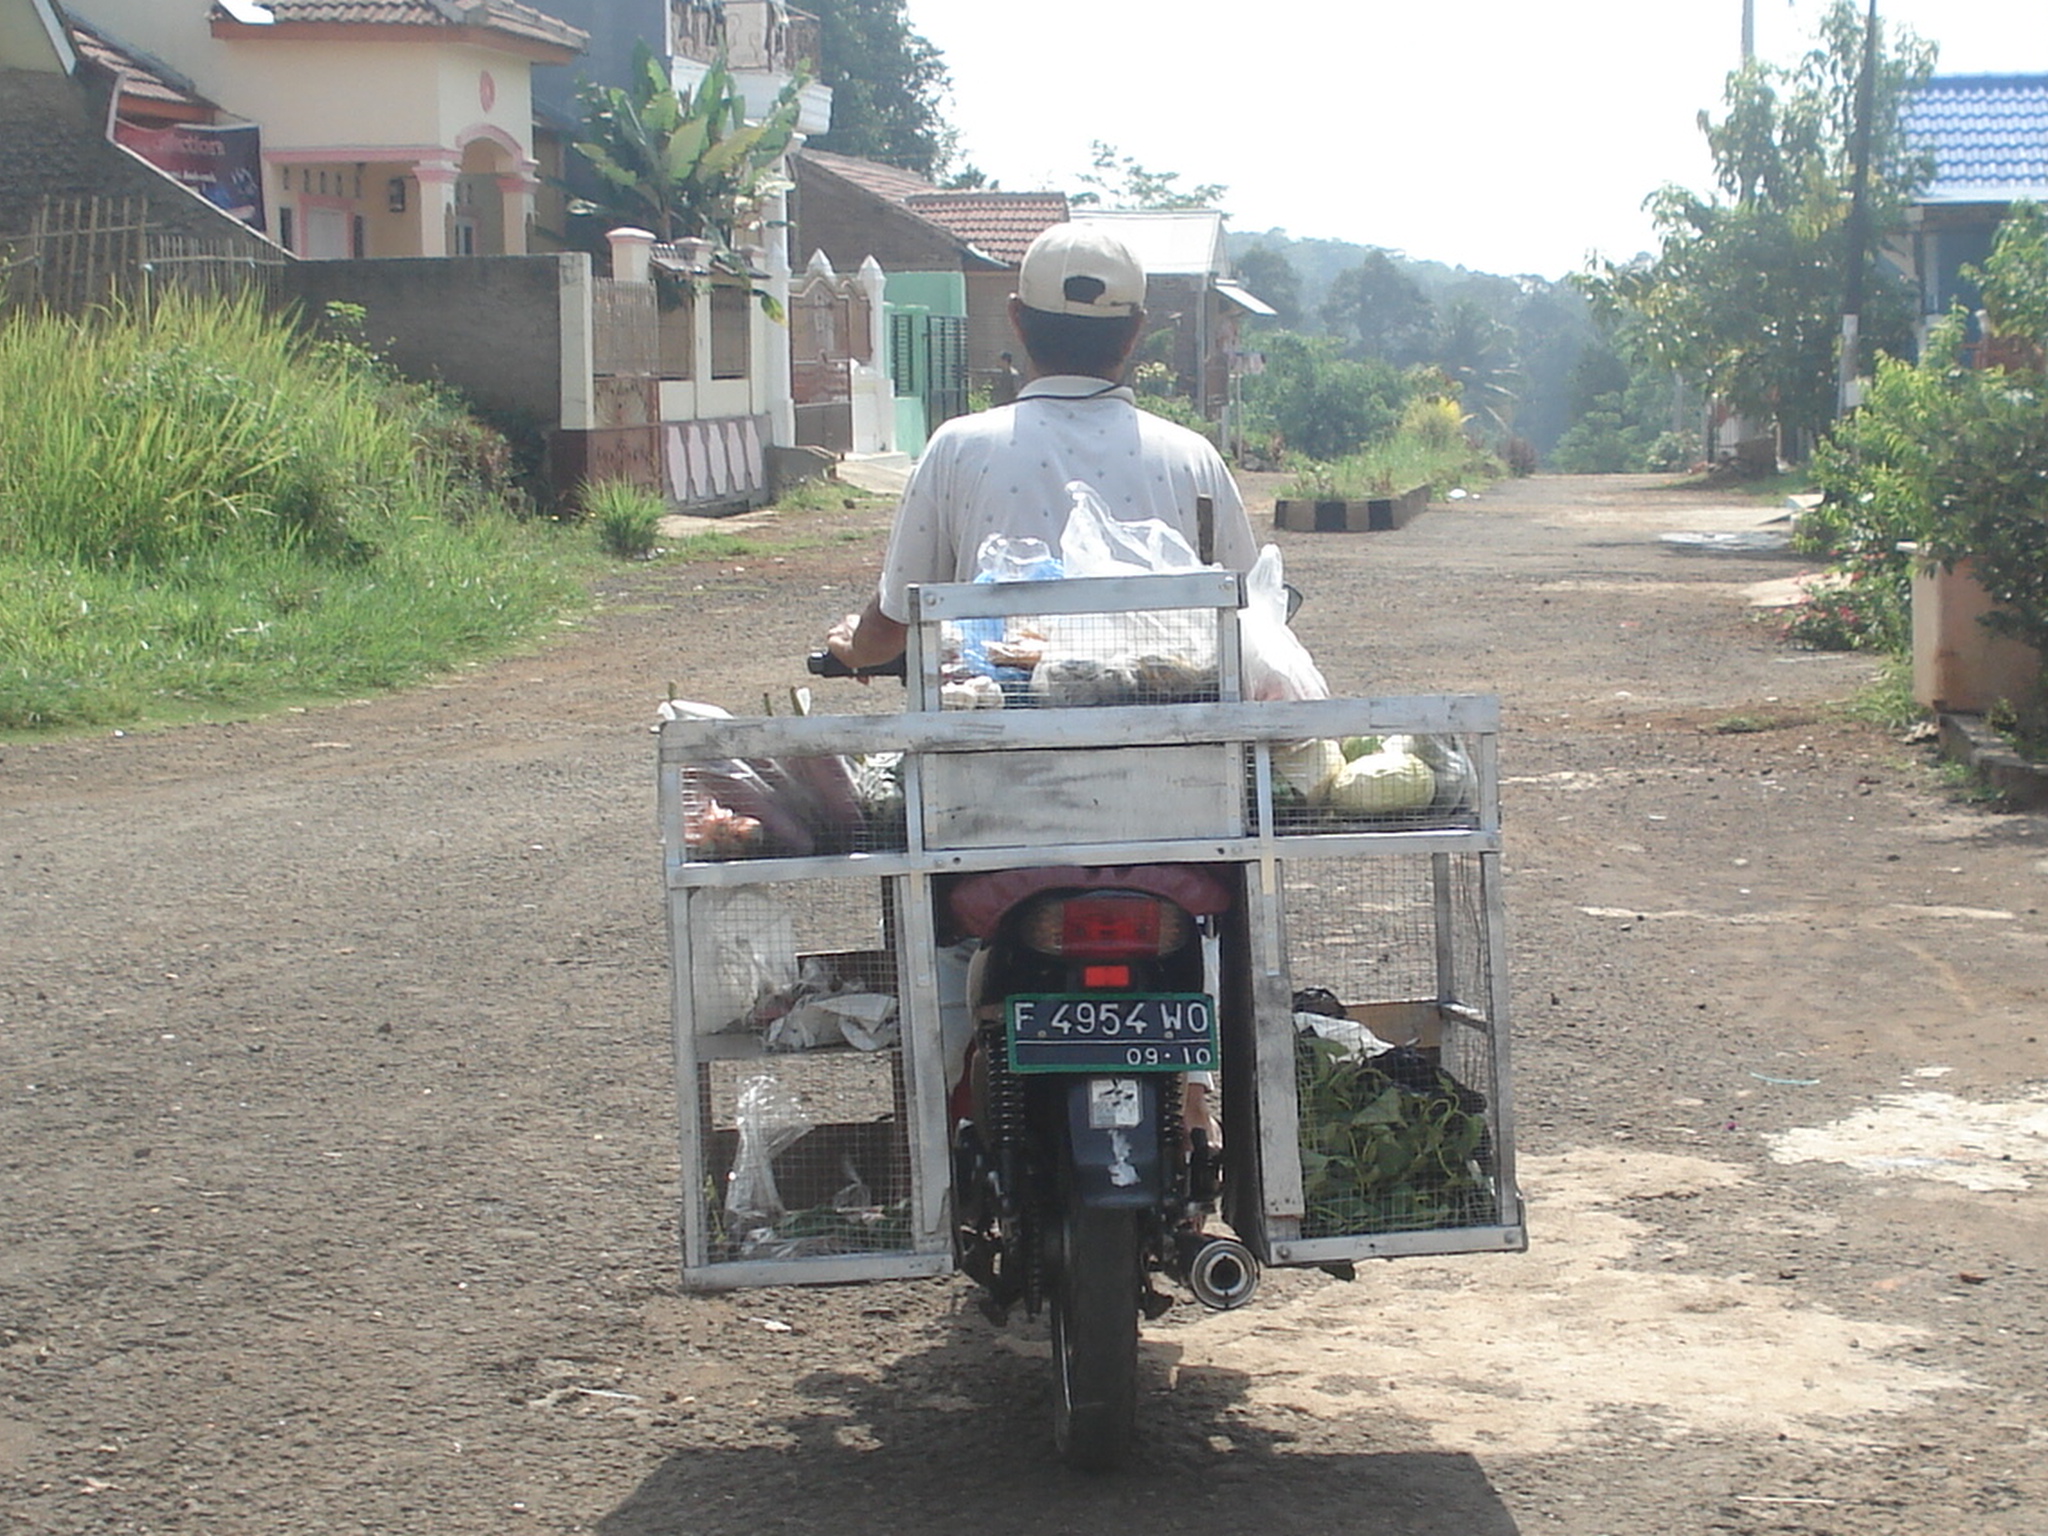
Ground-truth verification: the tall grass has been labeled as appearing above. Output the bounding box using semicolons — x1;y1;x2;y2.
0;292;586;731
1281;428;1502;503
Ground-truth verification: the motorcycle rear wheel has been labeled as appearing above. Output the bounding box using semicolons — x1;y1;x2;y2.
1050;1205;1140;1470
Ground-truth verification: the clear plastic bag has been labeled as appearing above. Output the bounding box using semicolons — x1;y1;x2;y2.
1026;482;1218;700
725;1073;813;1231
953;534;1063;686
1055;480;1203;577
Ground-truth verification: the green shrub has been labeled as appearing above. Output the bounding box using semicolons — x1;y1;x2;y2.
1281;430;1502;503
1399;394;1465;451
1810;207;2048;683
1137;391;1220;446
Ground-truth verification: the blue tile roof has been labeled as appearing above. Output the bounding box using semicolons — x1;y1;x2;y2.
1903;74;2048;205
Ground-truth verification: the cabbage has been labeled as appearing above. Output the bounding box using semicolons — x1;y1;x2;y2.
1383;733;1474;810
1323;749;1436;814
1273;738;1345;800
1340;735;1382;761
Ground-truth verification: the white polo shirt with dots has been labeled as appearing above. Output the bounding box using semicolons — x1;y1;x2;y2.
874;376;1258;623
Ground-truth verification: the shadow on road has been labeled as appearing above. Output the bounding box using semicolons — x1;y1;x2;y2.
598;1306;1519;1536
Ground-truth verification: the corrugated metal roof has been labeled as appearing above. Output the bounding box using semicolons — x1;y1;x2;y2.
1215;278;1275;316
904;191;1068;265
1903;73;2048;205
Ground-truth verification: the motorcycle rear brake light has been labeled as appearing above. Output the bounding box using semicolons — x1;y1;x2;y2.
1082;964;1132;989
1018;893;1188;959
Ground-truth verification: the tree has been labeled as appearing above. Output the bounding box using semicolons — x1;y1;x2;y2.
1431;297;1522;442
1241;333;1411;461
569;42;801;262
1548;343;1697;472
1579;1;1934;457
1321;251;1433;364
806;0;954;177
1071;142;1227;210
1232;244;1301;329
1967;200;2048;357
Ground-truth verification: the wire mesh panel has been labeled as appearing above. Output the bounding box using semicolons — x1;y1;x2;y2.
1259;730;1486;837
696;1050;913;1264
669;750;909;862
682;878;897;1048
679;877;924;1275
1280;851;1509;1244
933;604;1229;710
908;572;1243;714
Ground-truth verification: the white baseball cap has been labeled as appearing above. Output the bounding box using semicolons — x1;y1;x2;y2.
1016;224;1146;318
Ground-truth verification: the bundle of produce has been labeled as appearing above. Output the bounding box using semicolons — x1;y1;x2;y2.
1294;1030;1497;1237
1266;733;1475;824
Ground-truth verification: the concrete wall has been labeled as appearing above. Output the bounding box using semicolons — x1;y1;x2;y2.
280;253;571;432
524;0;666;130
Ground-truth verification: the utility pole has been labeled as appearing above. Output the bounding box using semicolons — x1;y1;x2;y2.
1742;0;1755;61
1836;0;1879;418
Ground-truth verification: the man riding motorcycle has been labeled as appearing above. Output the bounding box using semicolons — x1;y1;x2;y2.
823;222;1262;1150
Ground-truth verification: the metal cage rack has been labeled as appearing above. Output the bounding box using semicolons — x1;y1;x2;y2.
657;571;1523;1288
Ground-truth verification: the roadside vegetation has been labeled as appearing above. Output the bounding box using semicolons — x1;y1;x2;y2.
0;292;589;733
1791;203;2048;749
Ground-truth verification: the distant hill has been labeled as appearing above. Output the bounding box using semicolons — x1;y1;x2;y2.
1227;228;1529;324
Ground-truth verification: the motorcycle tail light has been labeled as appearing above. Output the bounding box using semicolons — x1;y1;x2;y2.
1017;893;1190;960
1081;964;1132;989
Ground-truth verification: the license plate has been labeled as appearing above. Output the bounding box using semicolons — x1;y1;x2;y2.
1006;993;1217;1074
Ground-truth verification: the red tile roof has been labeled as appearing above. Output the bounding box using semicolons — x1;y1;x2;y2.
801;150;1070;267
209;1;586;54
800;148;939;204
905;192;1069;265
68;19;217;112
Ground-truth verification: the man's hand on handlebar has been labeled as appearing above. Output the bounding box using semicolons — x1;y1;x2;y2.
820;597;908;682
823;610;869;681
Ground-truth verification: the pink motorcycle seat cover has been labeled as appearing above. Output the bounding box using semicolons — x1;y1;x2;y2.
947;864;1236;940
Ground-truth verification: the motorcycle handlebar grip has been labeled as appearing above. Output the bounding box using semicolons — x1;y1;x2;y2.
806;649;907;680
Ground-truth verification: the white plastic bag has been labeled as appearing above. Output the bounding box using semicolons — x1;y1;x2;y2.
1239;544;1329;702
689;889;798;1032
765;992;900;1052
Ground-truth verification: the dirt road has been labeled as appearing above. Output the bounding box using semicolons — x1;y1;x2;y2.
4;473;2044;1535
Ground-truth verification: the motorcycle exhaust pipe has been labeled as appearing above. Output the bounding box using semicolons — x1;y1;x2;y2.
1179;1233;1261;1311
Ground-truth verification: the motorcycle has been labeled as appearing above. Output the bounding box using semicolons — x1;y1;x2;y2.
809;650;1262;1470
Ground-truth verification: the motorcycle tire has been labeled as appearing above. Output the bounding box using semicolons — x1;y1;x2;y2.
1049;1204;1140;1470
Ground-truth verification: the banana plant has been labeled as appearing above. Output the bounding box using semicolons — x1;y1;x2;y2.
568;41;803;314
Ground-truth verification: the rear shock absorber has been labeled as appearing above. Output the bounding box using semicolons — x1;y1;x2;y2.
980;1016;1038;1309
983;1018;1024;1186
1157;1077;1186;1206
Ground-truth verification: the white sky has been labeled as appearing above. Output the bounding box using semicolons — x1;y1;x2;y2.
903;0;2046;280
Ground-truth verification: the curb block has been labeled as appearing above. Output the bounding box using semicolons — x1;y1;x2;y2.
1938;712;2048;808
